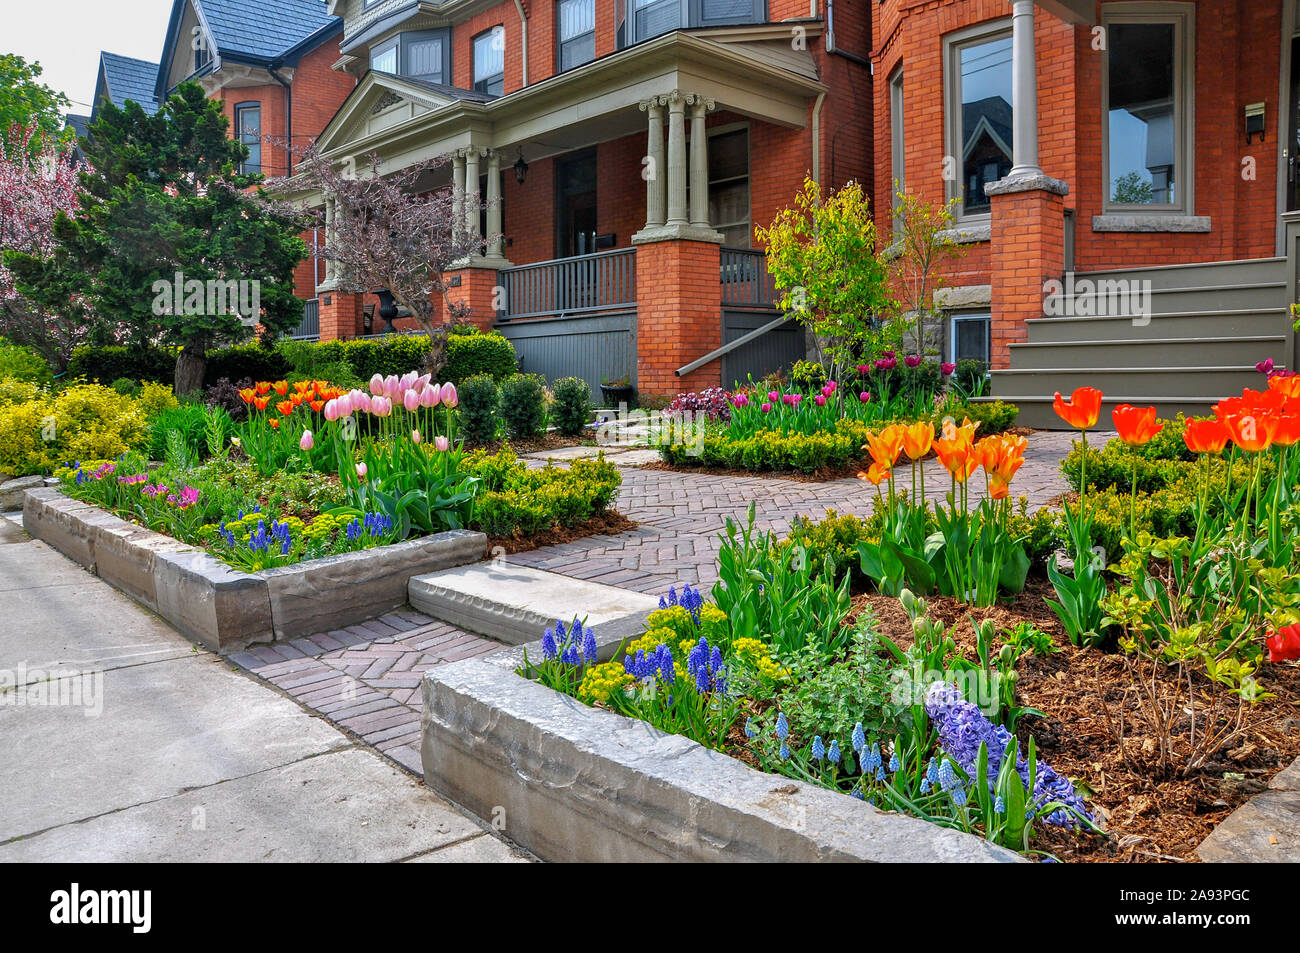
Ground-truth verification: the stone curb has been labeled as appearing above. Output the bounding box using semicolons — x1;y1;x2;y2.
22;487;486;653
420;623;1022;863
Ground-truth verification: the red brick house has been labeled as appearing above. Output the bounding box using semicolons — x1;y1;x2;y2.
873;1;1300;425
306;0;873;396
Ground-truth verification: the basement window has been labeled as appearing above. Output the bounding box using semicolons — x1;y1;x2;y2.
950;312;991;366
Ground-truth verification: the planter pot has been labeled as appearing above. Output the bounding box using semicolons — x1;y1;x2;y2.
600;384;635;408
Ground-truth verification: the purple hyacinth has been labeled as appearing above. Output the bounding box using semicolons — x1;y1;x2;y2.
582;624;598;664
925;682;1092;829
541;627;558;660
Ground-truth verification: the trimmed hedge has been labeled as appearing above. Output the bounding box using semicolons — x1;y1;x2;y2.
67;330;518;389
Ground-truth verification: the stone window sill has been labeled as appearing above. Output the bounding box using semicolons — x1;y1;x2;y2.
1092;214;1211;233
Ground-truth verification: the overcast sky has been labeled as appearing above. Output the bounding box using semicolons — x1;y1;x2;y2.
4;0;176;114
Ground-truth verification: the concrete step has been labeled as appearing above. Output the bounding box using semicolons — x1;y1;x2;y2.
1023;308;1291;343
1008;335;1289;369
1071;256;1287;290
990;365;1274;401
983;395;1221;430
1050;281;1288;316
408;563;659;646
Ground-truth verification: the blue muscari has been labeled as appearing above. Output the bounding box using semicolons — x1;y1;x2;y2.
685;636;726;694
811;736;825;761
774;712;789;741
827;739;841;764
851;722;866;755
542;617;599;667
659;583;704;624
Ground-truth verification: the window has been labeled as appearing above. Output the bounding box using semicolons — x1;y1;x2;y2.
708;127;750;247
235;103;261;175
557;0;596;71
945;22;1013;219
889;69;905;234
473;27;505;96
369;31;451;84
194;40;211;74
1103;3;1195;211
950;313;991;365
624;0;765;46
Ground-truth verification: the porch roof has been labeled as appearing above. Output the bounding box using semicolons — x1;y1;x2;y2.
311;28;828;172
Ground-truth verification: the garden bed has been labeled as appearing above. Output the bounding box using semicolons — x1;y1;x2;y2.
22;486;484;652
419;624;1021;863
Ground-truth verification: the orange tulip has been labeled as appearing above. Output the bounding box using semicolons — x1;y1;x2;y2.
902;422;935;460
254;381;271;395
975;434;1027;484
1182;419;1229;455
237;388;256;404
1274;413;1300;448
865;426;905;468
1222;412;1280;453
988;476;1011;501
272;380;289;396
253;396;269;411
290;392;305;406
857;461;892;486
1053;386;1103;430
1268;374;1300;400
276;400;295;416
269;418;280;429
934;438;977;483
1112;404;1163;446
293;380;312;394
309;399;326;413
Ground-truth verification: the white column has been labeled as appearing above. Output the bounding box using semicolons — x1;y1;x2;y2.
485;148;503;258
665;90;688;227
322;197;335;282
688;95;714;228
640;96;666;228
1009;0;1041;177
463;147;480;245
452;151;466;242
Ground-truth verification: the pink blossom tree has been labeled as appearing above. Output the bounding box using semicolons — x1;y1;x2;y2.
0;123;88;370
269;147;487;372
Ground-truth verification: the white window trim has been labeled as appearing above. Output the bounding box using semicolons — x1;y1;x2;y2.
949;311;992;366
1100;2;1196;216
942;18;1013;225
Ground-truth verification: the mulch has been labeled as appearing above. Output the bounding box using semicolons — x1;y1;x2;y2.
851;578;1300;863
486;510;638;556
472;433;586;455
639;458;872;483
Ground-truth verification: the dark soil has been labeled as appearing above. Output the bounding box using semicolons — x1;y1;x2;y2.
851;578;1300;863
487;510;637;556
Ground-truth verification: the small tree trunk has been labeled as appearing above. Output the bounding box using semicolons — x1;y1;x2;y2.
174;344;207;397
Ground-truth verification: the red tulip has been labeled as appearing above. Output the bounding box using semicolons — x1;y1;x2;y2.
1112;404;1163;446
1053;387;1103;431
1266;624;1300;663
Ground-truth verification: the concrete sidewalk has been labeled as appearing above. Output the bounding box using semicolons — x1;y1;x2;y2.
0;512;527;863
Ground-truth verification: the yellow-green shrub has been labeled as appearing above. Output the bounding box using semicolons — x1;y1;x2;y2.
136;381;179;418
0;382;149;476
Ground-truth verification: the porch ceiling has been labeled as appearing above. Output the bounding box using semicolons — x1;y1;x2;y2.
313;30;828;171
1035;0;1095;25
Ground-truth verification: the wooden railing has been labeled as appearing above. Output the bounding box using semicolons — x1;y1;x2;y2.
720;246;777;308
288;297;320;340
498;248;636;320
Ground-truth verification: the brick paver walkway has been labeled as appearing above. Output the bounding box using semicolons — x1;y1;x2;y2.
229;610;497;775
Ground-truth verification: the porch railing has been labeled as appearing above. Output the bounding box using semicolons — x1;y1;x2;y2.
498;248;636;320
288;297;320;340
720;246;777;308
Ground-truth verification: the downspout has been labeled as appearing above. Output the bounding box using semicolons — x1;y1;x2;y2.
514;0;529;87
811;92;826;186
269;66;292;177
825;0;871;68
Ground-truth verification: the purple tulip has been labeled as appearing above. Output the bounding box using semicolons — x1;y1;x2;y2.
1257;358;1275;375
941;362;956;376
761;402;772;413
905;355;922;368
859;391;871;403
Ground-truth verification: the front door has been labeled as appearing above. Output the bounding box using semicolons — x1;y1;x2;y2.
556;151;597;257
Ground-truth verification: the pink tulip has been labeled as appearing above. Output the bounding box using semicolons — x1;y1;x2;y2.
824;381;837;394
814;395;826;406
350;391;370;413
414;373;432;392
355;462;367;479
761;402;772;413
369;373;385;396
767;391;779;401
385;375;402;400
440;382;458;408
403;389;420;413
336;392;353;415
411;429;422;444
299;430;314;451
860;391;871;403
434;435;450;452
419;386;440;408
400;371;418;391
323;399;339;422
371;396;392;417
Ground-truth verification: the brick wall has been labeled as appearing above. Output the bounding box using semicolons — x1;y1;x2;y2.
636;239;723;395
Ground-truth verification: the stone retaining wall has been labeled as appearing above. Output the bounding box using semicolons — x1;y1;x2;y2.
22;488;486;652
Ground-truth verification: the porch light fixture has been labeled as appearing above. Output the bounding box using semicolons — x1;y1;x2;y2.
513;147;529;185
1245;102;1266;145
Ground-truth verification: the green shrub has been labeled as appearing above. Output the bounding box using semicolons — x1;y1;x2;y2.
551;377;592;436
465;455;622;537
68;345;177;385
204;343;290;385
0;339;52;384
948;399;1018;436
458;374;500;445
147;403;211;463
791;360;827;390
499;373;547;441
1059;417;1234;494
443;331;517;384
0;382;149;476
337;336;434;379
110;377;140;396
276;339;363;389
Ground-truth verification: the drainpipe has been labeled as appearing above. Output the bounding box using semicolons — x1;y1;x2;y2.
269;66;292;176
825;0;871;68
811;92;826;186
514;0;529;87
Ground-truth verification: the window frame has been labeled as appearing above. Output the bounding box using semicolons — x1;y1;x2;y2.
706;122;751;248
234;101;262;176
556;0;597;72
1100;2;1196;216
623;0;766;46
368;29;452;84
369;36;399;73
889;68;905;236
949;311;992;366
942;18;1014;224
472;26;506;97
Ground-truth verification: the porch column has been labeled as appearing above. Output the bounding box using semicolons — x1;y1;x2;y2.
689;96;715;229
640;96;666;228
484;148;504;259
322;197;336;283
452;151;466;242
1009;0;1041;177
463;147;481;247
665;90;688;228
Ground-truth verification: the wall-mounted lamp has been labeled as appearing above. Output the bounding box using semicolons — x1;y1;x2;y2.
1246;102;1266;144
513;147;529;185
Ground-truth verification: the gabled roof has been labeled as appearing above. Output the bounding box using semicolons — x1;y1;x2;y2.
155;0;343;100
312;70;495;155
64;114;92;139
95;53;161;118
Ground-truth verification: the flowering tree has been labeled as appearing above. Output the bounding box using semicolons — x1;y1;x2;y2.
0;123;88;370
269;147;485;374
